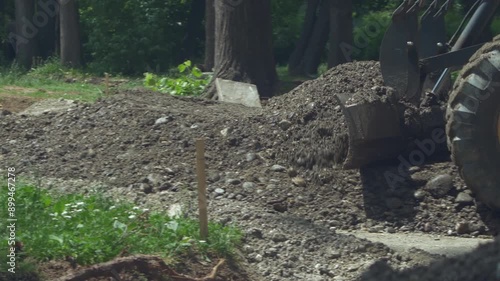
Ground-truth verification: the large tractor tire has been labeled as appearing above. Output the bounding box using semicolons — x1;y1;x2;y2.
446;36;500;210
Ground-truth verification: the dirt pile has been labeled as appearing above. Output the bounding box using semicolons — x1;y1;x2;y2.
267;61;393;170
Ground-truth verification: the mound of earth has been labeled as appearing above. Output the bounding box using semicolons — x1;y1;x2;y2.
1;60;499;280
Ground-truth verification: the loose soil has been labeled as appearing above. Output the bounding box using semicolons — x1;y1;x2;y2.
1;61;500;280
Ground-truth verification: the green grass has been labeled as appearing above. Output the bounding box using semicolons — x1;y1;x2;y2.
0;182;242;276
0;59;138;102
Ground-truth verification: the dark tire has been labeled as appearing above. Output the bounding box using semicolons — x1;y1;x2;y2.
446;36;500;209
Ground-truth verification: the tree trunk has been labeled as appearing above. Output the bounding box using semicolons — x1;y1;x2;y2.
180;0;205;63
36;0;57;59
303;0;330;75
327;0;352;68
204;0;215;71
60;0;81;67
14;0;36;69
205;0;278;98
287;0;320;76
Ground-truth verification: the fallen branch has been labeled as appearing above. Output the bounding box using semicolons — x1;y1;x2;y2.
57;254;225;281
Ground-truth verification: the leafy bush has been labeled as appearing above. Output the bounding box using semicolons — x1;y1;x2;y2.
144;60;210;96
0;183;241;270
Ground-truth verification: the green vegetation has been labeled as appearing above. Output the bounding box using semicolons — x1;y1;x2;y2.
0;60;103;102
0;182;241;276
144;60;211;96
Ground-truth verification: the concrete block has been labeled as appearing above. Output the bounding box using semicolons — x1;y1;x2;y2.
215;78;262;108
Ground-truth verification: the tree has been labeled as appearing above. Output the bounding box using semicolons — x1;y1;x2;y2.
288;0;320;76
60;0;82;67
288;0;353;75
205;0;278;98
328;0;352;68
14;0;36;69
179;0;205;63
204;0;215;71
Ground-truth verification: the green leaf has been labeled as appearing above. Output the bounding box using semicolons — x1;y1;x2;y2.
49;234;64;244
178;64;187;73
113;220;127;232
184;60;192;67
191;67;202;78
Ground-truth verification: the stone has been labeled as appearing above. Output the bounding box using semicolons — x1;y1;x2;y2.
273;202;288;212
426;174;454;198
278;120;293;130
271;233;288;243
155;117;170;125
287;168;298;177
264;247;278;257
292;177;306;187
242;182;256;189
414;190;426;200
214;188;225;195
226;178;241;185
247;228;263;239
215;78;262;108
455;192;474;204
246;153;257;162
271;165;287;172
423;222;432;232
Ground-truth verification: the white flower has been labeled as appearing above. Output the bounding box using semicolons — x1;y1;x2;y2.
61;211;68;216
109;206;116;210
74;209;83;213
142;208;149;212
128;215;136;219
63;215;72;219
132;206;140;210
76;202;85;206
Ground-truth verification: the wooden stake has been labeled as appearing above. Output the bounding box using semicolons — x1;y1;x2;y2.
195;139;209;240
105;73;110;95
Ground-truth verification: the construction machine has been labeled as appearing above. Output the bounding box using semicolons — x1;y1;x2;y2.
336;0;500;209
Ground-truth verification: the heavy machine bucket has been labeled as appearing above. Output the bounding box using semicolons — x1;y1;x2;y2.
379;0;422;103
334;94;406;169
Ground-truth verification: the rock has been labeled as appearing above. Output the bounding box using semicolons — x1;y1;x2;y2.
140;183;153;194
328;250;342;259
226;178;241;185
159;182;173;191
246;153;257;162
292;177;306;187
426;174;454;198
271;165;286;172
146;173;162;186
214;188;225;195
456;222;470;234
264;247;278;257
455;192;474;204
273;202;288;212
385;197;403;209
271;233;288;242
287;168;298;177
423;222;432;232
165;168;176;175
242;182;256;189
155;116;170;125
278;120;293;130
385;227;396;233
247;228;263;239
220;127;232;137
414;190;426;200
255;254;263;262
